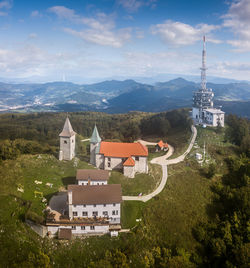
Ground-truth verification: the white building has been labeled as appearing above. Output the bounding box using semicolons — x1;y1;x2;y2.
203;108;225;127
59;117;76;160
76;169;109;186
192;36;225;127
46;184;122;238
68;184;121;224
90;125;148;178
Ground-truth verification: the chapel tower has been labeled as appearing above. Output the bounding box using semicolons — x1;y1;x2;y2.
90;125;101;166
59;117;76;161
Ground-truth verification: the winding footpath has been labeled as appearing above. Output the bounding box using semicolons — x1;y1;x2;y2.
122;125;197;202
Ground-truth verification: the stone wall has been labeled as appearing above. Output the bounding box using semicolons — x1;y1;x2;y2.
123;166;135;178
60;135;75;160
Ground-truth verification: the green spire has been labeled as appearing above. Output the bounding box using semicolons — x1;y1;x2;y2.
90;125;101;143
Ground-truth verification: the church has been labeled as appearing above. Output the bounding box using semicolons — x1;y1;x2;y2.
90;125;148;178
58;118;149;178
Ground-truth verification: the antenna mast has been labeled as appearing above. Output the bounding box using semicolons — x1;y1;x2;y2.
200;35;207;91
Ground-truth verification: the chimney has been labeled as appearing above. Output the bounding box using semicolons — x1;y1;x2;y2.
68;191;72;205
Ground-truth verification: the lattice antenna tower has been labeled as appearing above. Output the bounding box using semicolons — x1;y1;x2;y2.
200;35;207;91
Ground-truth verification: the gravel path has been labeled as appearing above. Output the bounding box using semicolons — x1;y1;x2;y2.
122;125;197;202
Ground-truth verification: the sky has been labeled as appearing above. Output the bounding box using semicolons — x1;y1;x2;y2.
0;0;250;83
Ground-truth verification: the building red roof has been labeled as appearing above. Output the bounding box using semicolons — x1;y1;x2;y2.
157;140;168;148
157;140;164;148
99;142;148;158
123;157;135;166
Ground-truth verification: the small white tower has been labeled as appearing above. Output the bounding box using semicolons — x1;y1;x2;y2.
59;117;76;161
90;125;101;166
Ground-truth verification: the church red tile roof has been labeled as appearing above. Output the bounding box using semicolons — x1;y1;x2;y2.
99;142;148;158
123;157;135;166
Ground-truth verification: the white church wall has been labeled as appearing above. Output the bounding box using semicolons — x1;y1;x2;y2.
60;135;75;160
123;166;135;178
134;156;148;173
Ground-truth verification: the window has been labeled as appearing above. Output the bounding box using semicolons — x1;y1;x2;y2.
82;211;88;217
103;211;108;216
113;203;116;207
72;140;74;143
90;226;95;230
73;212;78;217
72;226;76;230
108;157;111;162
83;204;86;208
103;204;106;207
135;156;139;161
112;210;116;215
116;210;118;215
92;211;98;217
64;140;67;144
81;226;85;230
93;204;96;207
108;162;111;167
73;205;76;208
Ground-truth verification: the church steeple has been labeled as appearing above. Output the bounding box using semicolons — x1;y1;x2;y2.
90;124;101;166
59;117;76;161
59;117;76;137
90;124;101;144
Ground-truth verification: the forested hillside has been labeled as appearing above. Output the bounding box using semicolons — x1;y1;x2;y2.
0;109;192;161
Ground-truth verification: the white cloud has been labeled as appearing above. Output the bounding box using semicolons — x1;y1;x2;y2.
48;6;131;48
0;0;12;16
0;0;12;9
151;20;220;46
222;0;250;52
64;27;131;48
210;60;250;80
48;6;79;21
31;10;42;17
29;33;38;39
117;0;157;12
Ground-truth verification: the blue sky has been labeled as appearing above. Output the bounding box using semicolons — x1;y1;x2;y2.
0;0;250;83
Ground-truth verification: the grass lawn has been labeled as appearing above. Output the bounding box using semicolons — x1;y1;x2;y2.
109;163;162;196
147;146;166;161
143;159;215;251
137;125;239;251
0;154;93;219
121;201;145;229
166;128;192;159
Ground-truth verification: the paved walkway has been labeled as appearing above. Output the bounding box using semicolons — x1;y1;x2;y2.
122;125;197;202
81;138;90;142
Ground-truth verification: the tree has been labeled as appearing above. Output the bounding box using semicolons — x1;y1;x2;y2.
207;163;216;178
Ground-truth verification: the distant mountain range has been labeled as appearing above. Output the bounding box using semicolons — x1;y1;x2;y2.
0;78;250;117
